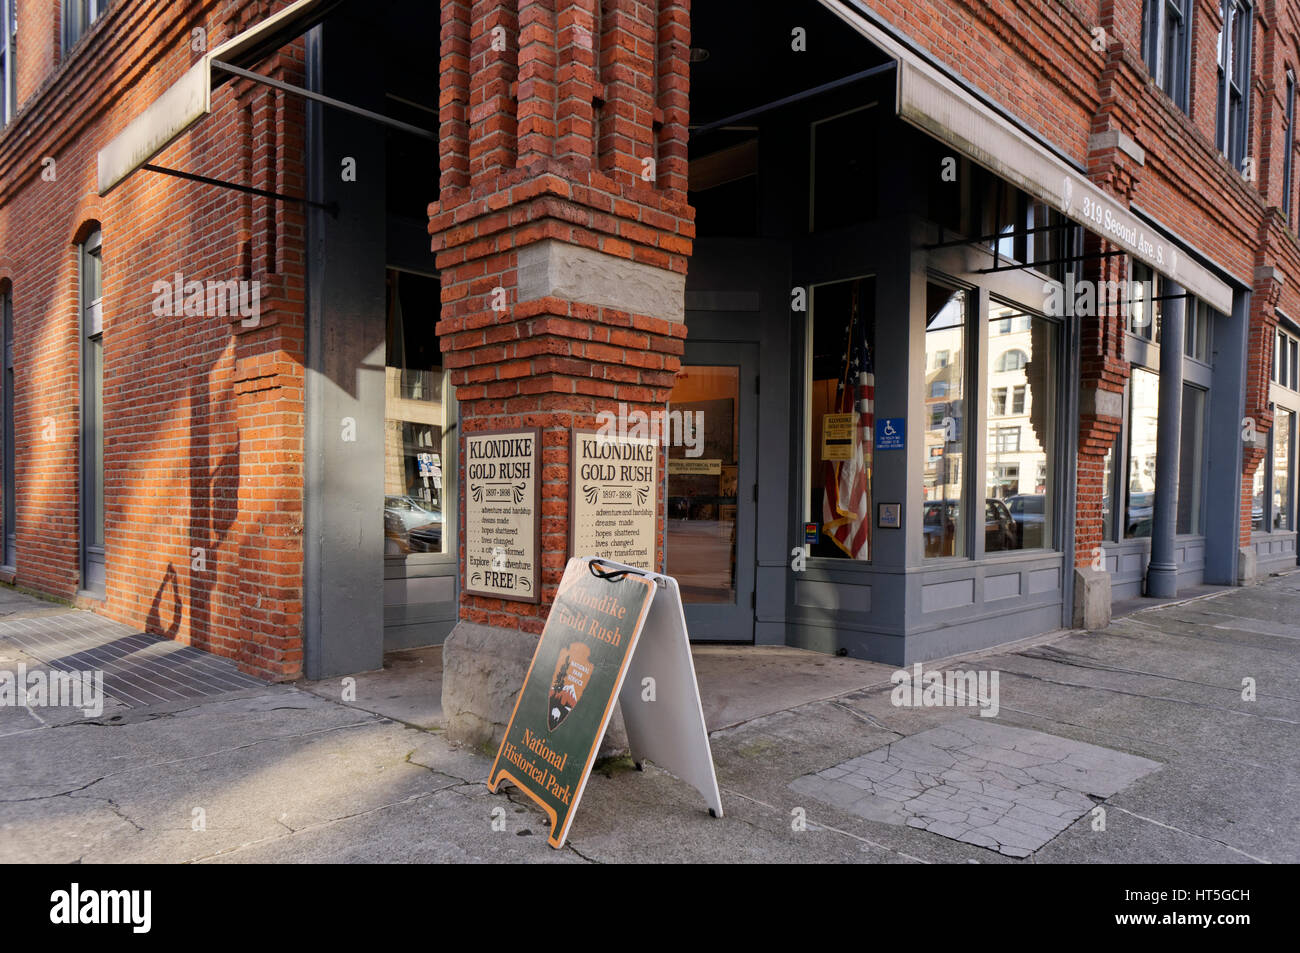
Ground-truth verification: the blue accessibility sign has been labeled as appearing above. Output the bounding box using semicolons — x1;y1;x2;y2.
875;418;905;451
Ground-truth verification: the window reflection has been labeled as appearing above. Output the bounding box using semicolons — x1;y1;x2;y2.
385;270;446;556
1126;369;1159;538
985;303;1055;551
1274;409;1292;531
923;285;966;558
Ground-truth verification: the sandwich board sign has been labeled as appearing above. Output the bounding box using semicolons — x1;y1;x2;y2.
487;556;723;848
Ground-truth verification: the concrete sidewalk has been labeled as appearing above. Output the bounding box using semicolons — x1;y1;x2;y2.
1;575;1297;863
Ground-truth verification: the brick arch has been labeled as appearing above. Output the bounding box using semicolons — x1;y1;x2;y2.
68;215;103;248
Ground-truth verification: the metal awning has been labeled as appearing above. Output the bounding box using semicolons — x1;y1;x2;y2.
819;0;1235;314
97;0;345;196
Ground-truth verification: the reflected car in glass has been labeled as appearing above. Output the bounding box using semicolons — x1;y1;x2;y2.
384;495;443;554
1005;494;1046;549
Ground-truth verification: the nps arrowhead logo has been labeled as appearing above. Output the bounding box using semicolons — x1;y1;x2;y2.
547;642;593;731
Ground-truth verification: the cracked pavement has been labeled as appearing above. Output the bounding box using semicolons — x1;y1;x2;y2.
1;573;1298;863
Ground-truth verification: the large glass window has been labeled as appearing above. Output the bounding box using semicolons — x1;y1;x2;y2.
2;285;12;567
923;284;967;559
1275;327;1300;390
1184;298;1210;361
985;302;1056;551
1217;0;1253;170
1142;0;1191;110
1128;262;1161;341
384;270;448;556
1252;455;1266;530
1;0;15;127
63;0;109;53
1102;437;1118;542
1177;385;1206;535
808;276;875;561
80;230;104;595
1125;368;1159;538
1285;72;1296;223
1274;408;1293;531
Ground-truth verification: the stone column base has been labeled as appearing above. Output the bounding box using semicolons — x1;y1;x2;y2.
1237;547;1258;586
1072;567;1112;630
441;621;628;757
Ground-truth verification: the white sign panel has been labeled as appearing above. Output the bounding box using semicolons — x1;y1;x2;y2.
465;428;540;603
570;431;658;571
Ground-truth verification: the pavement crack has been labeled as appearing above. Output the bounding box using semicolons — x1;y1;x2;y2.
0;775;108;802
565;842;601;863
184;790;447;862
830;700;903;735
1016;647;1300;702
994;666;1300;725
68;792;145;833
1107;805;1270;863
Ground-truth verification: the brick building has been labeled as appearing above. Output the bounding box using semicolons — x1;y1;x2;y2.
1;0;1297;744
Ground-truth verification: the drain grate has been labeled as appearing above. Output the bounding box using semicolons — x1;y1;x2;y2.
0;611;265;709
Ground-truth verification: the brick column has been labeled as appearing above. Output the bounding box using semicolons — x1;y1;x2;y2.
432;0;693;748
1239;266;1282;582
1073;44;1142;625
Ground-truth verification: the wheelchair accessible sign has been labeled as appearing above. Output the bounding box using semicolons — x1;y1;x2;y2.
875;418;905;451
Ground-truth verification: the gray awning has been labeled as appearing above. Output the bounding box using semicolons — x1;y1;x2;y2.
97;0;340;196
819;0;1235;314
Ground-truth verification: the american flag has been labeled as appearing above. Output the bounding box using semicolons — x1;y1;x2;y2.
823;288;874;560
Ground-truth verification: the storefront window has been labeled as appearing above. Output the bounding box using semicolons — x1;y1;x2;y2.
1184;299;1209;361
384;270;448;556
1177;384;1205;535
1128;263;1161;342
1274;408;1292;531
924;284;967;558
1102;437;1117;542
985;302;1055;551
667;365;741;601
808;277;875;560
1125;369;1160;538
1252;454;1266;530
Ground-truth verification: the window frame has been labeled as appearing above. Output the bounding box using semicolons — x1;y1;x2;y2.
982;297;1062;556
79;228;105;597
921;276;973;562
1217;0;1254;171
1143;0;1193;111
1285;71;1296;224
1;284;13;568
1;0;15;127
62;0;109;55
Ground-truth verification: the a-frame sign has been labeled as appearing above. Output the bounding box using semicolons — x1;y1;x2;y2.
487;557;723;848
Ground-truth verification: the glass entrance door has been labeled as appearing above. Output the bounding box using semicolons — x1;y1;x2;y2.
665;340;757;641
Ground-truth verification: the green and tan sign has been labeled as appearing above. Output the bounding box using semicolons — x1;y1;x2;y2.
488;559;656;847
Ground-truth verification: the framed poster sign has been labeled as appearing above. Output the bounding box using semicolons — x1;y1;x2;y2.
464;427;541;603
569;430;658;571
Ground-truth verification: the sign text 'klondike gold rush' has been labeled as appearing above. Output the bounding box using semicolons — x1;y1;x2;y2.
488;558;656;847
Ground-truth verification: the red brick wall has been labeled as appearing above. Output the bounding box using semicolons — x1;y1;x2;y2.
0;0;306;679
432;0;693;632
